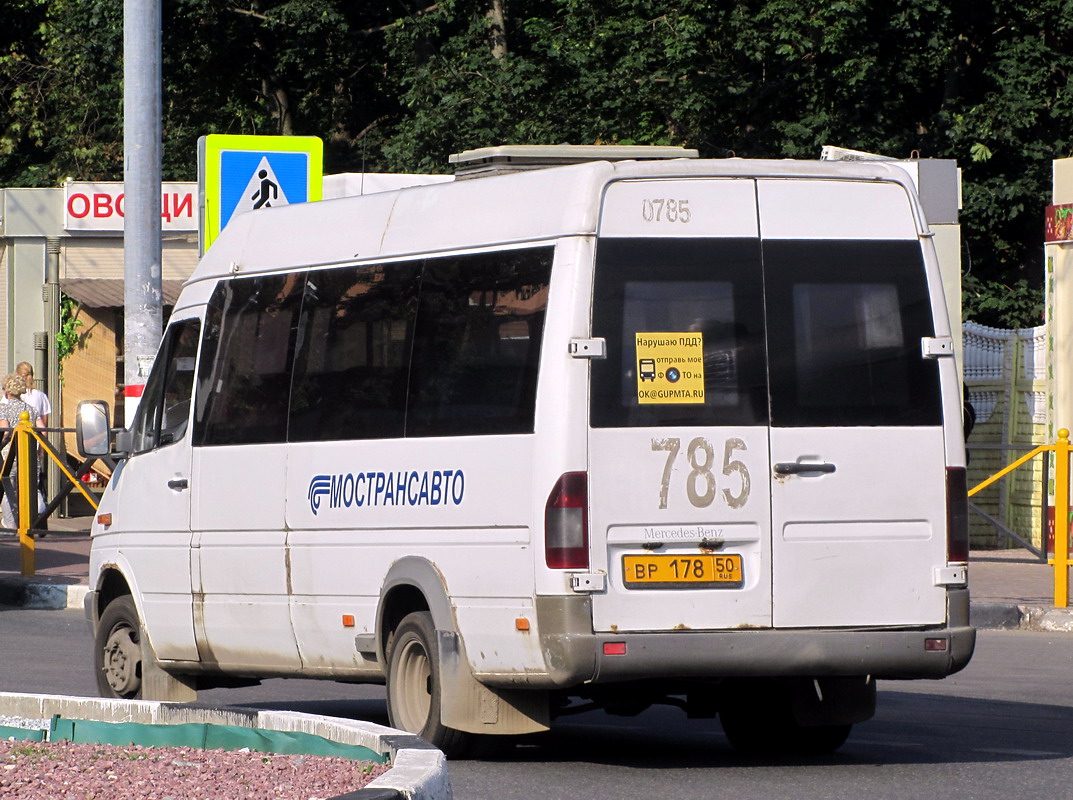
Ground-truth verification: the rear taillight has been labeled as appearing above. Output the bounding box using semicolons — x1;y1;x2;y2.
545;472;589;569
947;467;969;563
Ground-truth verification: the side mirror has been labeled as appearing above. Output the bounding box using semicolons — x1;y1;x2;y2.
75;400;112;458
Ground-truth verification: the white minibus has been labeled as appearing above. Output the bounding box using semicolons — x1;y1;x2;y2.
80;147;974;757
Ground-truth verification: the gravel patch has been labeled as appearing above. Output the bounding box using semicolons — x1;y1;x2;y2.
0;738;391;799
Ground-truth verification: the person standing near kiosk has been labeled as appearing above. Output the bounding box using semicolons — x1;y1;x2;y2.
0;373;40;529
14;363;51;427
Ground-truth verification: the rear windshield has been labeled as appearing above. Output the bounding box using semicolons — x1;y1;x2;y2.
590;237;941;429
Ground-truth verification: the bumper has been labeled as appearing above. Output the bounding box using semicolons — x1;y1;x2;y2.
586;625;974;682
530;592;975;689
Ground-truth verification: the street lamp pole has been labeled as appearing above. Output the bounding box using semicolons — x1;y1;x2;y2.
122;0;163;425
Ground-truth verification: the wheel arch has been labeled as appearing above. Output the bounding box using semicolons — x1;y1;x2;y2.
375;556;456;664
376;556;550;737
93;565;134;626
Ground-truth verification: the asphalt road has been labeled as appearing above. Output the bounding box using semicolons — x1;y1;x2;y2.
2;606;1071;800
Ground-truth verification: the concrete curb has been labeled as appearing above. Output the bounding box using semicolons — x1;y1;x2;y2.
0;578;87;610
0;692;452;800
970;602;1073;633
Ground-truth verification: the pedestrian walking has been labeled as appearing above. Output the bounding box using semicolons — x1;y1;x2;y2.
0;373;40;530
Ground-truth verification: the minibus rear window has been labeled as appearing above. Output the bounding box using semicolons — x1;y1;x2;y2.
590;238;768;429
764;240;941;427
591;237;942;430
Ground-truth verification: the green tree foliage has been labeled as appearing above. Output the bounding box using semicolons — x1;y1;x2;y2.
1;1;1071;326
0;0;405;182
961;273;1045;329
56;294;85;368
160;0;403;176
0;0;124;184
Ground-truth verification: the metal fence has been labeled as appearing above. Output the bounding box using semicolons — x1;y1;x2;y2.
964;321;1049;550
1;412;107;576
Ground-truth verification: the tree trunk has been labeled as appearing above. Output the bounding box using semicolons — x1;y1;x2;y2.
487;0;508;59
263;76;294;136
249;0;293;135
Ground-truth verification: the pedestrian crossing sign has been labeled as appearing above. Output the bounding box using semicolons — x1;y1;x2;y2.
198;134;323;253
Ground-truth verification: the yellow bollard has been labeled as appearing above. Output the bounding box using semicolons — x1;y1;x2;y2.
16;411;34;577
1055;428;1070;608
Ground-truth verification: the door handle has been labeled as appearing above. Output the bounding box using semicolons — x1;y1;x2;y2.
167;477;189;491
774;462;836;476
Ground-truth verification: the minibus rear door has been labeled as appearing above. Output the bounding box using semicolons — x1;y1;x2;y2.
588;178;774;633
757;178;950;628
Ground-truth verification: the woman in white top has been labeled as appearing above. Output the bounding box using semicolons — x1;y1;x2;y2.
0;373;41;530
14;362;50;427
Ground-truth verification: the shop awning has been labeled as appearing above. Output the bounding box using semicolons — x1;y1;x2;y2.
60;278;186;308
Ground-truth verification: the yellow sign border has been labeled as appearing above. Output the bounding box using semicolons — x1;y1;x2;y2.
199;134;323;252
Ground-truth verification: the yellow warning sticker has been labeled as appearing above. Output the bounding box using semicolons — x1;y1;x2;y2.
635;333;705;404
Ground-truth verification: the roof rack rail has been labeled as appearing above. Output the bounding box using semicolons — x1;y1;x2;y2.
449;144;699;179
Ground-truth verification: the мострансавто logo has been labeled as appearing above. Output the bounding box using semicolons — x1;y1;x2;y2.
308;469;465;515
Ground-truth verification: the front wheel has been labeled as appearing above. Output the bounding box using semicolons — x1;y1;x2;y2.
385;611;471;757
94;595;143;699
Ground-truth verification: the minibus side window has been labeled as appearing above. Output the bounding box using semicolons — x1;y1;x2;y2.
129;319;201;454
289;262;420;442
195;274;304;446
591;238;767;429
764;240;941;427
407;247;553;437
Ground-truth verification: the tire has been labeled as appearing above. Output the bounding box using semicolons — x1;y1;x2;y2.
720;683;852;757
723;715;851;757
385;611;472;757
94;595;143;700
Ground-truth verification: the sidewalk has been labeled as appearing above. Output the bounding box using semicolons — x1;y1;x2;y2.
1;523;1072;630
0;517;94;610
964;549;1073;632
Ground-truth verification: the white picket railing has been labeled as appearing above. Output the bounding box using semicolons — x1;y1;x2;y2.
963;321;1049;550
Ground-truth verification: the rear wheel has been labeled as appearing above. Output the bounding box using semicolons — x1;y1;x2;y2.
386;611;472;757
94;595;142;699
721;712;851;756
720;682;851;757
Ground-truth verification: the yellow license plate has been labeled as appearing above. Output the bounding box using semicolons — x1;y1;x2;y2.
622;553;744;589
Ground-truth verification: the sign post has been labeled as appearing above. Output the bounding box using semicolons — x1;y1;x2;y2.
198;134;323;254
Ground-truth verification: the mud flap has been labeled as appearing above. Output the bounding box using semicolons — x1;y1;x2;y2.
436;630;549;735
790;676;876;727
141;629;198;703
